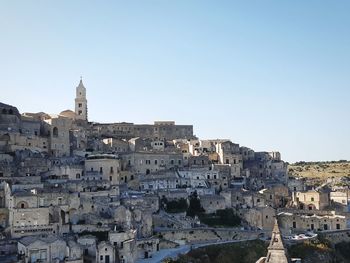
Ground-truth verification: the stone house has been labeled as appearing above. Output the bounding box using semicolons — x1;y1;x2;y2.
287;177;306;192
330;191;348;208
77;235;97;259
294;190;329;210
18;236;68;263
259;185;289;208
139;171;180;191
243;206;276;231
136;237;160;259
109;229;137;263
279;211;346;232
121;152;183;175
44;115;72;157
102;138;129;153
199;195;226;214
96;241;116;263
85;154;121;185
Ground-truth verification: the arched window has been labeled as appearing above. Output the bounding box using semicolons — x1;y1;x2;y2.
17;201;28;209
1;134;10;142
53;127;58;137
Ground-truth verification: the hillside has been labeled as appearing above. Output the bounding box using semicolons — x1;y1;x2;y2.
288;160;350;179
164;239;350;263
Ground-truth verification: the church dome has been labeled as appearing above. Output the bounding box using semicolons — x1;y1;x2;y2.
59;109;76;119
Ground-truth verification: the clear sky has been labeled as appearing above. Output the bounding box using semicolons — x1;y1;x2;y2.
1;1;349;163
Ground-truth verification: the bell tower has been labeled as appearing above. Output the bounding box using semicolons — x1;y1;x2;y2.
75;77;88;121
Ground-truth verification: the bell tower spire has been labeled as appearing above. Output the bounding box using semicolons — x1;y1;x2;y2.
265;219;290;262
75;77;88;121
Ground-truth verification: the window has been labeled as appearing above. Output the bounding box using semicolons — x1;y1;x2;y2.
100;167;103;173
293;222;296;228
311;197;314;202
226;159;229;164
100;255;103;260
155;160;158;165
110;167;114;174
53;127;58;137
79;103;82;108
337;224;340;230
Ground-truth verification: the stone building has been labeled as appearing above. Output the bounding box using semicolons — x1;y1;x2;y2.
121;151;183;175
279;210;346;232
243;206;276;231
109;229;137;263
17;236;70;263
44;115;72;157
215;140;243;177
103;138;129;153
85;154;121;185
330;191;348;207
136;237;160;259
293;190;329;210
287;177;306;192
96;241;115;263
244;152;288;189
91;121;194;141
199;195;226;214
259;185;290;208
139;171;180;190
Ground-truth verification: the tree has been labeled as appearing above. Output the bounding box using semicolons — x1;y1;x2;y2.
187;191;204;217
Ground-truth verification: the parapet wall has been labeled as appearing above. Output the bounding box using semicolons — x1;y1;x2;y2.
157;228;264;244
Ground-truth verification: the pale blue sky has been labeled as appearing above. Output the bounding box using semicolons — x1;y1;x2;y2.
1;1;350;162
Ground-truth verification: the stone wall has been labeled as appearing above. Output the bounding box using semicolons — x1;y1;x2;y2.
157;228;262;244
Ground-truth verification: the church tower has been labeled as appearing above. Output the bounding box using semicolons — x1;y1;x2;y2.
75;78;88;121
256;219;292;263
